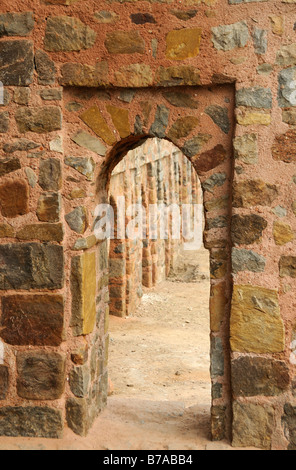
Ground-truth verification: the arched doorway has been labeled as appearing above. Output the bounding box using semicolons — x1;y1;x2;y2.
105;137;212;448
62;84;234;442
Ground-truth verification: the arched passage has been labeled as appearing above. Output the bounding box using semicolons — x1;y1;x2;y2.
105;137;212;447
61;84;234;441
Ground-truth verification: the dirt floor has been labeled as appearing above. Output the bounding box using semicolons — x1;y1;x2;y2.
0;247;240;450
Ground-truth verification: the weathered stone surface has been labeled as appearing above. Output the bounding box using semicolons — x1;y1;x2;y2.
80;106;116;146
167;116;199;142
233;180;278;208
69;365;90;398
35;49;56;85
237;111;271;126
0;112;9;133
273;221;294;245
202;172;227;193
150;105;170;138
170;9;197;20
14;87;31;105
212;22;249;51
211;406;226;441
210;337;224;377
1;294;64;345
0;180;29;218
252;28;267;55
232;356;290;397
105;31;145;54
69;188;87;199
276;44;296;66
65;207;88;234
65;156;95;181
0;406;63;438
257;63;273;75
0;12;34;37
232;248;266;273
16;223;64;242
155;66;201;86
194;145;227;173
66;397;90;437
60;62;108;87
0;224;14;238
0;243;64;290
0;158;21;176
16;352;66;400
3;138;39;154
212;382;223;400
205;105;230;134
272;129;296;163
233;134;258;164
94;10;119;23
113;64;153;88
278;67;296;107
231;214;267;245
71;131;107;156
0;366;8;400
37;193;61;223
270;15;284;35
73;235;97;251
40;88;62;101
44;16;96;51
204;195;229;212
71;347;88;366
0;40;34;86
282;404;296;450
165;28;202;60
230;285;285;353
232;402;274;449
210;282;227;332
210;248;228;279
39;158;62;191
162;91;199;109
236;87;272;108
118;89;136;103
26;164;43;185
206;215;228;230
15;106;62;134
130;13;156;24
70;252;97;336
182;134;212;158
282;109;296;125
106;105;130;139
279;256;296;278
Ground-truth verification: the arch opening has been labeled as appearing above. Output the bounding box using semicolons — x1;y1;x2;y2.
106;137;212;447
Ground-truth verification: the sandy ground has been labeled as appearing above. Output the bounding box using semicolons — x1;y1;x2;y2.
0;247;240;450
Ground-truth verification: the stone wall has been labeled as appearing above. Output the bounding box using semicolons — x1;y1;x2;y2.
0;0;295;449
108;138;202;318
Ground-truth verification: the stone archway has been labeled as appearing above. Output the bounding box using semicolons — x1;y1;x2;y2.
62;84;234;440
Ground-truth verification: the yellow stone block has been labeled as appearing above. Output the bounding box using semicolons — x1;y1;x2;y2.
106;105;130;139
80;106;116;146
230;285;285;353
166;28;202;61
269;16;284;36
82;251;97;335
237;111;271;126
273;221;295;246
71;251;97;336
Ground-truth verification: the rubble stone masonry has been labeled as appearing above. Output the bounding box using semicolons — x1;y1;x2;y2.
0;0;295;449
